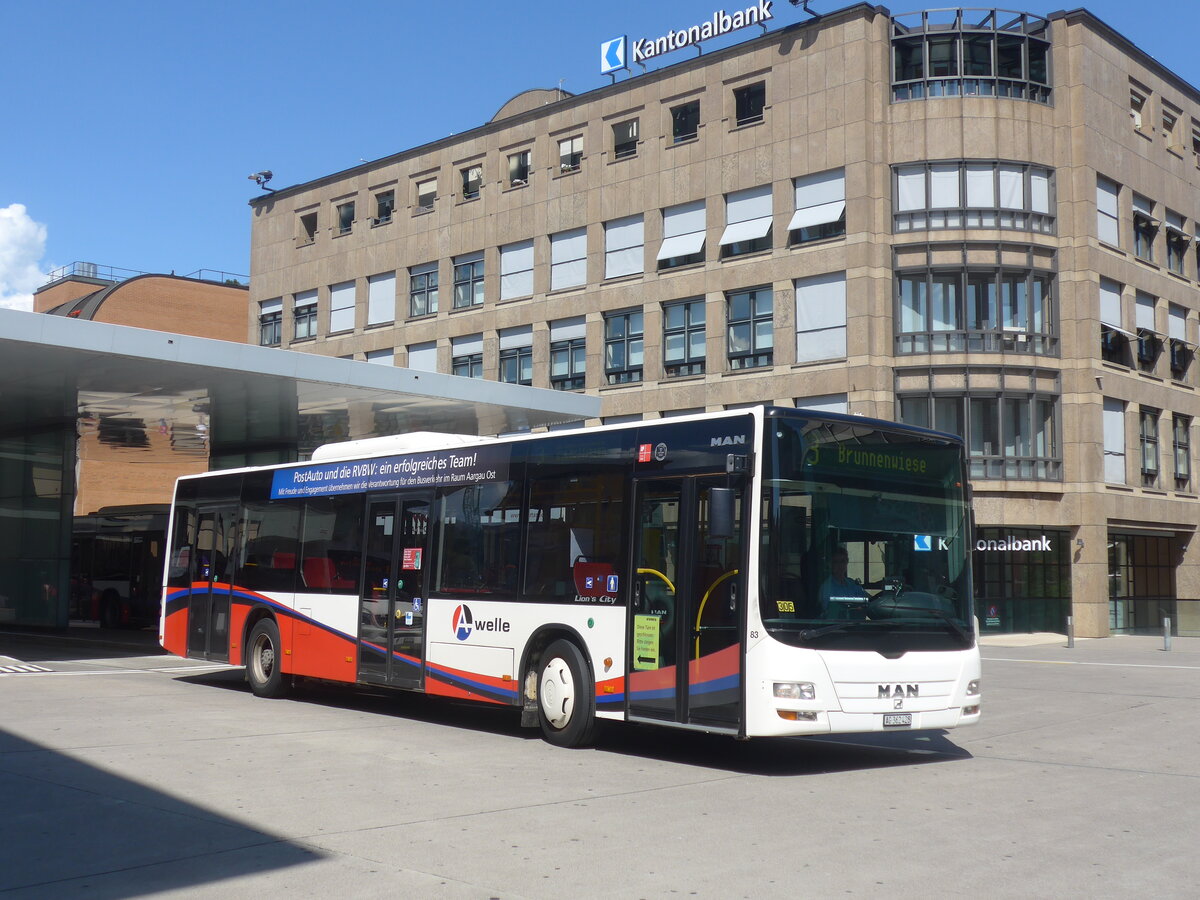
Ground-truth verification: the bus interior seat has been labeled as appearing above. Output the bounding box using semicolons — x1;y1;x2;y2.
303;557;354;590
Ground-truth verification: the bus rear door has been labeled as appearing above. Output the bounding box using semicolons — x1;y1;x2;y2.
628;476;743;730
187;504;237;661
357;492;431;689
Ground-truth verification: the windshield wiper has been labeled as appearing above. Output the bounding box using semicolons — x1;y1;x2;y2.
799;621;866;640
880;604;973;644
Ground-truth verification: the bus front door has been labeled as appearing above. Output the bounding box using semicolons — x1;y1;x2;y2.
187;505;236;661
628;476;743;729
358;493;430;689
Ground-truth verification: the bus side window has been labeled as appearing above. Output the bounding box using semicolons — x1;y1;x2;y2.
300;496;363;594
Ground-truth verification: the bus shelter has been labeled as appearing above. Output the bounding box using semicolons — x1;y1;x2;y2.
0;308;598;628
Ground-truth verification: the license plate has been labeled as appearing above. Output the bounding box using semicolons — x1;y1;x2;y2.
883;713;912;727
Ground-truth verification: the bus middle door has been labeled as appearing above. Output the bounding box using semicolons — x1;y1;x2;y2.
358;493;430;689
628;476;743;730
187;504;237;661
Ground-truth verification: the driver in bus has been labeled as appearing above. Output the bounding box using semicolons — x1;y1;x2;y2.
817;546;867;619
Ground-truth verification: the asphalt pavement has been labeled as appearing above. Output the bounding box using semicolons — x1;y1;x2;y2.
1;629;1197;898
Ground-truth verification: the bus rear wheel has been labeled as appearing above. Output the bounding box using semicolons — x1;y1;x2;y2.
246;619;288;699
537;639;596;748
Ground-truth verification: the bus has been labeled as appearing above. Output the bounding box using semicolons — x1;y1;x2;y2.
161;405;981;747
73;504;169;628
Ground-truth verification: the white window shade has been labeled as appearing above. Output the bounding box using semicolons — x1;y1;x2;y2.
500;240;534;300
930;164;960;208
329;282;355;333
795;394;848;414
1030;170;1051;214
365;348;394;365
794;169;844;208
897;167;926;211
1136;294;1157;332
998;166;1024;209
499;325;533;350
788;201;845;232
551;228;587;290
1097;179;1119;216
294;289;317;308
965;165;995;207
795;272;847;362
1132;194;1153;216
550;316;585;341
366;272;395;326
260;297;283;315
407;342;437;372
1103;397;1126;483
658;200;706;260
605;215;644;278
720;185;772;246
1099;279;1124;329
1169;305;1188;342
452;333;483;356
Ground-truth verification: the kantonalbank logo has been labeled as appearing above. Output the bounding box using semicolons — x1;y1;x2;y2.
452;604;510;641
602;2;774;72
806;445;929;475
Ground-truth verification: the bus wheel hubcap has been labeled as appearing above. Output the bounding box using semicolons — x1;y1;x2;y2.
540;658;574;728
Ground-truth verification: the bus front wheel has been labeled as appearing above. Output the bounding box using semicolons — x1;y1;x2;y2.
246;619;288;699
537;639;596;748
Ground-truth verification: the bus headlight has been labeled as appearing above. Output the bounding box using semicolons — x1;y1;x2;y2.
966;679;981;696
773;682;815;700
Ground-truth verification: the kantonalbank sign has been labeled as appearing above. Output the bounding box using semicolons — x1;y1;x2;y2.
601;1;775;74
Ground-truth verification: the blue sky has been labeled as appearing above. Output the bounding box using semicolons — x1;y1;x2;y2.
1;0;1196;309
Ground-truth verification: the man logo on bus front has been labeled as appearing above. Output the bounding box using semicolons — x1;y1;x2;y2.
452;604;474;641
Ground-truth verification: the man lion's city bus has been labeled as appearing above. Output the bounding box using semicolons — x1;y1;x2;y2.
161;406;981;747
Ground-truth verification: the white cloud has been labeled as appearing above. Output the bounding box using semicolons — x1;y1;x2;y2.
0;204;49;311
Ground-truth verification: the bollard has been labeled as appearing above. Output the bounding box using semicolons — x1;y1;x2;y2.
1066;615;1074;649
1164;617;1172;652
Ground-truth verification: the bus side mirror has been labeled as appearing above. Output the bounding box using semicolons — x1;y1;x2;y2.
709;487;735;539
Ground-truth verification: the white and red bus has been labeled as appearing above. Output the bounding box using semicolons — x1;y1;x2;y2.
161;405;981;747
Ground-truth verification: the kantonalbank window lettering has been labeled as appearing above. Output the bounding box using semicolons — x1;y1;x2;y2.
761;417;973;652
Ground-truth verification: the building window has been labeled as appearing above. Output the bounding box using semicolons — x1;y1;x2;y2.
335;201;355;236
671;99;700;143
558;136;582;173
1174;415;1191;489
1169;304;1192;380
790;169;846;244
895;267;1056;355
550;317;586;390
604;214;644;279
365;348;394;365
409;263;438;318
550;228;587;290
416;179;436;213
613;119;639;159
663;298;705;377
658;200;706;269
604;310;643;385
453;254;484;309
366;272;395;327
1140;407;1160;486
720;185;772;257
1103;397;1126;484
298;212;318;245
451;334;483;379
1096;176;1120;247
499;326;533;385
733;81;765;126
1162;104;1180;145
499;240;534;301
899;382;1061;481
726;287;773;370
329;281;355;333
407;341;437;373
1098;278;1130;365
1132;194;1157;262
293;290;317;340
461;165;482;200
1165;211;1188;275
373;190;394;225
1107;533;1176;634
259;298;282;346
508;150;531;187
890;9;1051;104
1130;84;1147;131
1135;293;1162;372
894;161;1053;234
796;272;847;363
1193;120;1200;166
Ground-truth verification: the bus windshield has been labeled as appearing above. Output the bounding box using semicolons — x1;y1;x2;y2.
760;415;974;652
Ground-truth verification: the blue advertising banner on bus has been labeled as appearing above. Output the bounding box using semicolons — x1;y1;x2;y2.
270;445;511;499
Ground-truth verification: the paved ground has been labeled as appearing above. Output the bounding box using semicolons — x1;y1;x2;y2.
1;628;1197;898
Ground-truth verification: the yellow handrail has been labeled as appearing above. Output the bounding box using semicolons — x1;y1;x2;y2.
636;567;676;594
694;569;739;658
